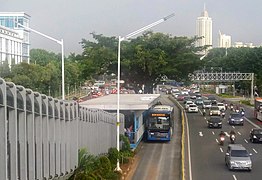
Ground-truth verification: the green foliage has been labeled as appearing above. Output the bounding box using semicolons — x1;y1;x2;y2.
119;134;134;164
98;156;112;174
30;49;60;66
70;148;120;180
217;94;236;98
107;148;119;169
239;100;252;106
0;49;85;99
120;134;131;152
78;32;201;93
202;47;262;95
0;61;11;79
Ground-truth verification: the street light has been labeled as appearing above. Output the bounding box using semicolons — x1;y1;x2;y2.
116;13;175;171
16;22;65;100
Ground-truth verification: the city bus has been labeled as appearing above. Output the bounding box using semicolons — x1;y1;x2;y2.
145;105;174;141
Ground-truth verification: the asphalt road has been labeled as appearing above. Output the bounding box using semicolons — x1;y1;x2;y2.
185;98;262;180
127;95;182;180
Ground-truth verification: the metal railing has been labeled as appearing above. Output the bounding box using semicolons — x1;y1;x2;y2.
0;78;124;180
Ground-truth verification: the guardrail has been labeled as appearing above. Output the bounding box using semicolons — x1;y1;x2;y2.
0;78;124;180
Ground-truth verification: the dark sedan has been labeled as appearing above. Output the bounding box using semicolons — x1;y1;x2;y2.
250;128;262;143
228;113;244;126
207;116;222;128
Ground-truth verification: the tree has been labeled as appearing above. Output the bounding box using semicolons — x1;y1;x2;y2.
202;47;262;95
121;32;202;92
78;32;202;92
0;61;11;80
80;33;118;79
30;49;60;66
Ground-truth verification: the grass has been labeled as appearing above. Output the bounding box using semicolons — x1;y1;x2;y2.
217;93;244;98
239;100;253;106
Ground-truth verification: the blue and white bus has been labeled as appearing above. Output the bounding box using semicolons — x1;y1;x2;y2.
145;105;174;141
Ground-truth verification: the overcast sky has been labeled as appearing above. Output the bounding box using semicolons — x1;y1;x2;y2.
1;0;262;55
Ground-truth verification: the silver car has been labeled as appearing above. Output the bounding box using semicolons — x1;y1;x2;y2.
225;144;252;171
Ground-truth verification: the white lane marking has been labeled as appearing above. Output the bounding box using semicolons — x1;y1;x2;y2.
184;111;193;180
225;132;230;137
237;132;241;135
244;139;249;143
199;132;203;137
253;148;258;154
233;174;237;180
216;139;219;143
204;117;206;120
244;117;260;128
212;131;215;135
220;147;223;153
232;126;235;129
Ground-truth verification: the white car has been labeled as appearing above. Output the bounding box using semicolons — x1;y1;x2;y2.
185;101;194;109
209;106;221;116
187;104;199;113
217;103;226;111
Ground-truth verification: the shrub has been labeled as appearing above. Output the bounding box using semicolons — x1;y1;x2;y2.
120;134;131;152
99;156;112;175
108;148;119;169
240;100;252;106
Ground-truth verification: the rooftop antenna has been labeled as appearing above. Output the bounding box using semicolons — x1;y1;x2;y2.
204;3;206;11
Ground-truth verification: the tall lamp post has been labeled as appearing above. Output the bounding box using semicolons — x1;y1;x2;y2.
116;13;175;171
16;23;65;100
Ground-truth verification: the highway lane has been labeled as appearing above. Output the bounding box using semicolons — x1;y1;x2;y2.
185;101;262;180
128;95;182;180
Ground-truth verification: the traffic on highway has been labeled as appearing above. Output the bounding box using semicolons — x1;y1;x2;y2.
174;87;262;180
125;86;262;180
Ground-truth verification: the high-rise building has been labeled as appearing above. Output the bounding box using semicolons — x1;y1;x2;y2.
196;5;212;48
0;12;30;64
218;30;231;48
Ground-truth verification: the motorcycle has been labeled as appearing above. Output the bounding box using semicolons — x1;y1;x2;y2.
203;109;206;116
241;111;245;116
230;105;234;111
219;135;225;146
225;103;228;110
230;134;236;144
221;110;225;118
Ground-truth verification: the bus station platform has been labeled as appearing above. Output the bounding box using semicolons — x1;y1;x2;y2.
80;94;160;148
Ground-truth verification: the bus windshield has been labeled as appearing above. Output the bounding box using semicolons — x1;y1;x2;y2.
148;116;170;130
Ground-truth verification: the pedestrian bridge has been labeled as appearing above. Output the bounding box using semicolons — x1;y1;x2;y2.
0;78;124;180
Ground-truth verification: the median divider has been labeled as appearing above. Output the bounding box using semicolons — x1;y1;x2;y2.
168;96;190;180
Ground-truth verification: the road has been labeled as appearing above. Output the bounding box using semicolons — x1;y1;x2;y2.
185;99;262;180
127;95;182;180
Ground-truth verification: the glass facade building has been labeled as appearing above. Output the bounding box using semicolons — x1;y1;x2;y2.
0;12;30;63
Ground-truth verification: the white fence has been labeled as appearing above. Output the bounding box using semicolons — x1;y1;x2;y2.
0;78;124;180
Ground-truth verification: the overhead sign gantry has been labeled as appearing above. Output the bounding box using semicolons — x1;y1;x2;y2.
188;72;254;100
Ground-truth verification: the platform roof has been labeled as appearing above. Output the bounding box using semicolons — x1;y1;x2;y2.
79;94;160;110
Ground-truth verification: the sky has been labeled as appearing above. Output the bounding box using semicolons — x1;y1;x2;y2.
1;0;262;56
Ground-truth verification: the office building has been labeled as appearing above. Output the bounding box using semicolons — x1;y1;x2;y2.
0;12;30;64
196;6;212;48
218;31;231;48
0;25;23;66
